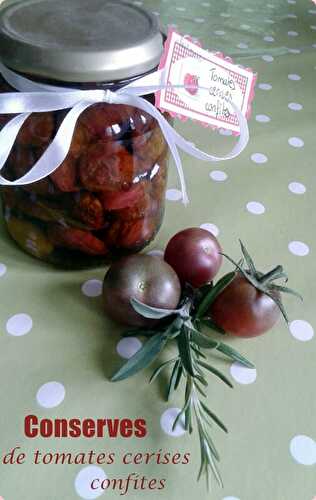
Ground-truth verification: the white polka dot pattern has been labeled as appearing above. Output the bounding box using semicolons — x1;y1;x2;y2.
256;114;271;123
290;436;316;465
288;137;304;148
6;314;33;336
81;280;103;298
290;320;314;341
116;337;142;359
166;189;182;201
0;263;7;277
230;363;257;385
288;182;306;194
210;170;228;181
251;153;268;164
288;103;303;111
75;466;107;499
246;201;266;215
288;241;310;256
160;408;186;437
200;223;220;237
36;382;65;408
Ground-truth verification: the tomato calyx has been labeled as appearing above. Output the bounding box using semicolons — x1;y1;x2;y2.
219;240;303;324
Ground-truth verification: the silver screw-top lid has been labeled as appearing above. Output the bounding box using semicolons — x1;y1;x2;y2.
0;0;164;82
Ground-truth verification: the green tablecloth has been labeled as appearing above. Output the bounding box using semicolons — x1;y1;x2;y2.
0;0;316;499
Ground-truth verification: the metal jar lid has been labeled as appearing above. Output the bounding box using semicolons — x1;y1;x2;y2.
0;0;164;82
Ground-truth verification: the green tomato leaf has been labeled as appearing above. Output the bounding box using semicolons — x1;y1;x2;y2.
111;332;167;382
195;271;236;319
239;240;257;276
130;297;181;320
269;284;303;301
265;291;289;324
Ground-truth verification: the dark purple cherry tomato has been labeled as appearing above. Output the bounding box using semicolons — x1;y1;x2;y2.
210;274;281;338
102;255;181;327
164;227;222;288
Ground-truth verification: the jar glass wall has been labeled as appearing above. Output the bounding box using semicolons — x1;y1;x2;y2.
0;76;170;267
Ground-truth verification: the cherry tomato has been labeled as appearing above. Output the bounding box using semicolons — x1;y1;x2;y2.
79;142;134;192
164;227;222;288
102;254;181;326
49;225;107;255
101;183;144;210
210;274;281;338
73;192;105;229
16;113;54;147
50;156;79;192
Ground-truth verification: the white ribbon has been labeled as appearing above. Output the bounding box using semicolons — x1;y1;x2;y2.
0;62;249;204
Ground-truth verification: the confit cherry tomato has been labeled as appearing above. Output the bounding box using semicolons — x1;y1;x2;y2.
102;254;181;327
79;142;134;192
50;155;79;192
101;183;144;210
210;274;281;338
164;227;222;288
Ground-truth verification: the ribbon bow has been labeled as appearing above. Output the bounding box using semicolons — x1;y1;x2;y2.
0;62;249;204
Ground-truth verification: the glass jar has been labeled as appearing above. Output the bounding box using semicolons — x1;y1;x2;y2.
0;0;170;267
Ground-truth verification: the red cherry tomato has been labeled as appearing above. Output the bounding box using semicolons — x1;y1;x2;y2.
164;227;222;288
210;274;281;338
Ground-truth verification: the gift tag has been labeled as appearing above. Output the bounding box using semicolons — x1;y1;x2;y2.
156;30;257;134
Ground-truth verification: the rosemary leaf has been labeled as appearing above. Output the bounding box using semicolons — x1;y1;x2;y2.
189;328;219;350
204;440;223;488
130;297;181;319
174;364;183;391
111;333;167;382
178;328;195;377
190;344;207;359
216;342;255;369
149;358;178;384
185;405;193;433
200;402;228;433
172;378;192;431
195;381;207;398
167;360;181;401
203;430;220;462
195;374;208;388
197;360;233;388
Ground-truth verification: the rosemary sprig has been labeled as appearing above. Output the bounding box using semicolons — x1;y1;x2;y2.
111;278;254;489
